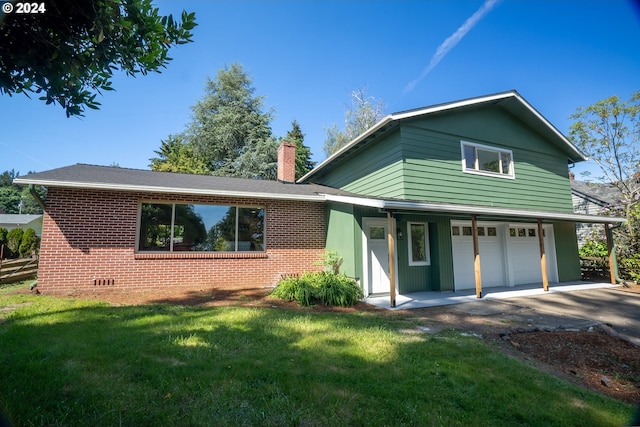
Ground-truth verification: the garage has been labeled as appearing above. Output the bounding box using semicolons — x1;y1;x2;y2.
451;221;558;290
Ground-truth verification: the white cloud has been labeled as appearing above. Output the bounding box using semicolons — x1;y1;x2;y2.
404;0;501;93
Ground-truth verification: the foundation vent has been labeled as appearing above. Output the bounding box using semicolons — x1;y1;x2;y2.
94;278;115;286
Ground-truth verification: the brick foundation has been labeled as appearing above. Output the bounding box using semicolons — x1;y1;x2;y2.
37;187;326;294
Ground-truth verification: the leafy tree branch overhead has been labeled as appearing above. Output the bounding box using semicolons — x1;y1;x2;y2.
0;0;196;116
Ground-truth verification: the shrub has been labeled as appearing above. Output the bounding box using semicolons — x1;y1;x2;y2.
271;272;363;307
0;227;7;256
619;254;640;282
19;228;38;258
6;228;24;258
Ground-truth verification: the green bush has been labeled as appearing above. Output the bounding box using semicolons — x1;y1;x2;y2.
6;228;24;258
0;227;7;254
19;228;38;258
271;272;363;307
620;254;640;282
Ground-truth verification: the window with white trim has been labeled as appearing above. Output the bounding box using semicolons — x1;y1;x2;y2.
407;222;430;266
138;202;265;252
461;141;514;178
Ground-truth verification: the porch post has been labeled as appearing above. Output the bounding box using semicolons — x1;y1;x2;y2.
537;219;549;291
604;223;617;285
471;215;482;298
387;211;396;308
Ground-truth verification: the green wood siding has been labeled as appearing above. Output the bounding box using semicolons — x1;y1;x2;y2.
312;132;406;199
394;214;455;293
553;222;581;281
325;202;359;279
398;107;574;212
312;105;575;213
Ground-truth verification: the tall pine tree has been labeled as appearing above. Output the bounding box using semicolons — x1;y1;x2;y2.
285;120;315;180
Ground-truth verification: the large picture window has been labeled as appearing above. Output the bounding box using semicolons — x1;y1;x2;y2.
138;202;265;252
461;141;514;178
408;222;430;266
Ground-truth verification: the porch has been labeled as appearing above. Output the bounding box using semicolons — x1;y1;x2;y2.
364;281;620;310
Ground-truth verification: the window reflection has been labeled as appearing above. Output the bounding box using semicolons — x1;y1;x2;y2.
139;203;265;252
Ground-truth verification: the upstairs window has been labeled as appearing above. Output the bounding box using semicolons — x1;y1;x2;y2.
461;141;514;179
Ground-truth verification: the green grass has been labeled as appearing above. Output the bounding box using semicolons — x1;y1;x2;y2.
0;283;634;427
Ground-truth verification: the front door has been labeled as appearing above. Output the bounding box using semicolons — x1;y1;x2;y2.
363;218;393;295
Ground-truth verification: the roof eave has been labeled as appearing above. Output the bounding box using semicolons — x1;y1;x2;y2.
13;178;326;202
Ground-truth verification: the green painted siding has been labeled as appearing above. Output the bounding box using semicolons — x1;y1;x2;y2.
312;105;575;213
399;107;574;212
325;202;358;278
312;131;406;199
394;214;455;293
553;222;581;281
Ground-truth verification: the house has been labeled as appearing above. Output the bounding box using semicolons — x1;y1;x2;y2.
0;214;43;237
570;177;621;245
14;91;625;303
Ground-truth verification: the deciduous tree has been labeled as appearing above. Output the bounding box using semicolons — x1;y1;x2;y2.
569;91;640;279
323;87;385;157
0;0;196;116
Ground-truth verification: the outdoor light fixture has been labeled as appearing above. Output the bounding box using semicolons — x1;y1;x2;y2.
397;228;403;240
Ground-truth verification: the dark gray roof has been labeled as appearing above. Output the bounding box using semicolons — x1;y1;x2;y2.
0;214;42;225
13;164;353;201
571;180;621;206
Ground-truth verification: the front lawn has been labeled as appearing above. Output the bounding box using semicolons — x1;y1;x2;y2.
0;284;634;426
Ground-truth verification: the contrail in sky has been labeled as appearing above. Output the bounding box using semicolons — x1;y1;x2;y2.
404;0;501;93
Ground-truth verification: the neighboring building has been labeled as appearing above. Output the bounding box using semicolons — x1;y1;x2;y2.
571;178;621;245
0;214;43;236
14;91;625;301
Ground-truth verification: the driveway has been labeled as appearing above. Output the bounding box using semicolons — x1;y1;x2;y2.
366;283;640;344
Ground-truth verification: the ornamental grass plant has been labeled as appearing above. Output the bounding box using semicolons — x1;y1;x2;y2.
271;272;363;307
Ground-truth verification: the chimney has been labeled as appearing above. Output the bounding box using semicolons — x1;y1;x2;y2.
277;140;296;183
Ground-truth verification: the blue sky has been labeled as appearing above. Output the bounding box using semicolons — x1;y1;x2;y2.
1;0;639;181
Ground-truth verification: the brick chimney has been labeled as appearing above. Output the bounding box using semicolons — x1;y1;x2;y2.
277;140;296;183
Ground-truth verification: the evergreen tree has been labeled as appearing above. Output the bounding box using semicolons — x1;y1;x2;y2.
186;63;277;179
285;120;315;180
149;134;208;174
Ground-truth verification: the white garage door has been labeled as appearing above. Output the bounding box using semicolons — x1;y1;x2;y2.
506;224;558;285
451;222;505;290
452;222;558;290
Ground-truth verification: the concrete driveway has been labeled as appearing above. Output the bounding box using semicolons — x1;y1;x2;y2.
366;283;640;343
500;286;640;341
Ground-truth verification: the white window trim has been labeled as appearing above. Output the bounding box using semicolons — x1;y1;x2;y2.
460;140;515;179
407;222;431;266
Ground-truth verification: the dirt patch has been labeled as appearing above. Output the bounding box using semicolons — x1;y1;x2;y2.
16;284;640;404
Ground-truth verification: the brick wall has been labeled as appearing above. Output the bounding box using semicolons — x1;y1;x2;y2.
38;187;326;294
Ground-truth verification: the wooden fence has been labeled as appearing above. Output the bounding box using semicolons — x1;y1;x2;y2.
0;256;39;284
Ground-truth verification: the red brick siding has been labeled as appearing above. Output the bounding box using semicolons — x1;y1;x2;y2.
38;187;326;293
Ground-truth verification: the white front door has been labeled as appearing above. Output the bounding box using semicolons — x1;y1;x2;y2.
363;218;394;295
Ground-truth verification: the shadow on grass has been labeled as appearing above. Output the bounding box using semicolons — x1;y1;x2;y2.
0;296;634;427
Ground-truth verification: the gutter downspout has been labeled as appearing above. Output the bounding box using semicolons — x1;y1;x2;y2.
28;185;46;211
